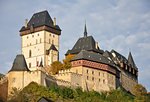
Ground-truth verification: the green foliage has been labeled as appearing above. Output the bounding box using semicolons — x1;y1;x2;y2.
50;61;63;75
63;55;74;69
132;84;147;96
8;82;149;102
47;55;74;75
132;84;149;102
107;89;134;102
8;87;22;102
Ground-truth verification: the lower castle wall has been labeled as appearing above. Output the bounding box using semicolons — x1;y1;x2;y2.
7;70;46;95
0;79;8;102
55;66;116;92
121;71;138;93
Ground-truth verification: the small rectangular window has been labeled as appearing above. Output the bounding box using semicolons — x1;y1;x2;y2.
92;77;94;81
87;69;88;74
36;61;39;66
103;79;105;84
49;39;51;44
92;71;94;75
29;63;31;68
87;76;88;80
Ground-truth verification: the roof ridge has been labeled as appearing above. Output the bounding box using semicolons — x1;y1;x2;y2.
33;10;48;15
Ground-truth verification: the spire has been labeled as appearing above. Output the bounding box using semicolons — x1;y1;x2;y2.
128;52;136;68
84;23;87;37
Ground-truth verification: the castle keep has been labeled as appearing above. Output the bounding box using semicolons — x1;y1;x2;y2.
0;10;138;99
20;11;61;70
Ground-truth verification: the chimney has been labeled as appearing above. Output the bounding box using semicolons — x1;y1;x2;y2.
25;19;28;28
53;17;56;26
96;42;99;49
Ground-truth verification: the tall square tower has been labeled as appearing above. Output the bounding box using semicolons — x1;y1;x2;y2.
19;10;61;70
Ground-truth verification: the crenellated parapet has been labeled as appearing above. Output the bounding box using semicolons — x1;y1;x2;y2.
58;69;71;74
0;76;8;85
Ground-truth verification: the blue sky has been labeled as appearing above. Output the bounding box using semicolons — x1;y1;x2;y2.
0;0;150;91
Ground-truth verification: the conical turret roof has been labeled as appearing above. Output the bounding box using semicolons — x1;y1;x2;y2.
128;52;137;69
9;54;30;72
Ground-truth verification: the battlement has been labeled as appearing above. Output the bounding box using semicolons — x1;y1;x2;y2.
56;69;82;77
58;69;71;74
0;76;8;84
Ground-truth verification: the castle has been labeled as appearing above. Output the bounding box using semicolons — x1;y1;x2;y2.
0;10;138;100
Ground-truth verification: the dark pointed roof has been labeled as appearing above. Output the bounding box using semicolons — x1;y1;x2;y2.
128;52;137;68
20;10;61;32
84;24;87;37
49;44;58;51
46;44;58;55
66;36;104;55
9;54;30;72
28;10;53;28
37;97;53;102
103;50;113;59
111;50;128;64
72;50;115;67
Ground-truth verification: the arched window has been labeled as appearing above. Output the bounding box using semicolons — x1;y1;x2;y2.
29;50;32;58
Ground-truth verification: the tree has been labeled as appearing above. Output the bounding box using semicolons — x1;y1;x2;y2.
8;87;22;102
132;84;149;102
63;55;74;69
50;61;63;75
107;89;134;102
8;81;144;102
132;84;147;96
0;73;4;80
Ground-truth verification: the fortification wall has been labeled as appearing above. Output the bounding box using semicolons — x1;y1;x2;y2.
121;71;138;93
0;77;8;102
7;70;47;95
55;69;72;82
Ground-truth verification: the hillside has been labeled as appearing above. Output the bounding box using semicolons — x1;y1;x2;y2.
7;82;150;102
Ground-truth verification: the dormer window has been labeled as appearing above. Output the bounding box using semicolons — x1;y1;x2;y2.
30;24;34;33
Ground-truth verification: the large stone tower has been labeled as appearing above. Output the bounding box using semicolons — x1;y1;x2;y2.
20;10;61;70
